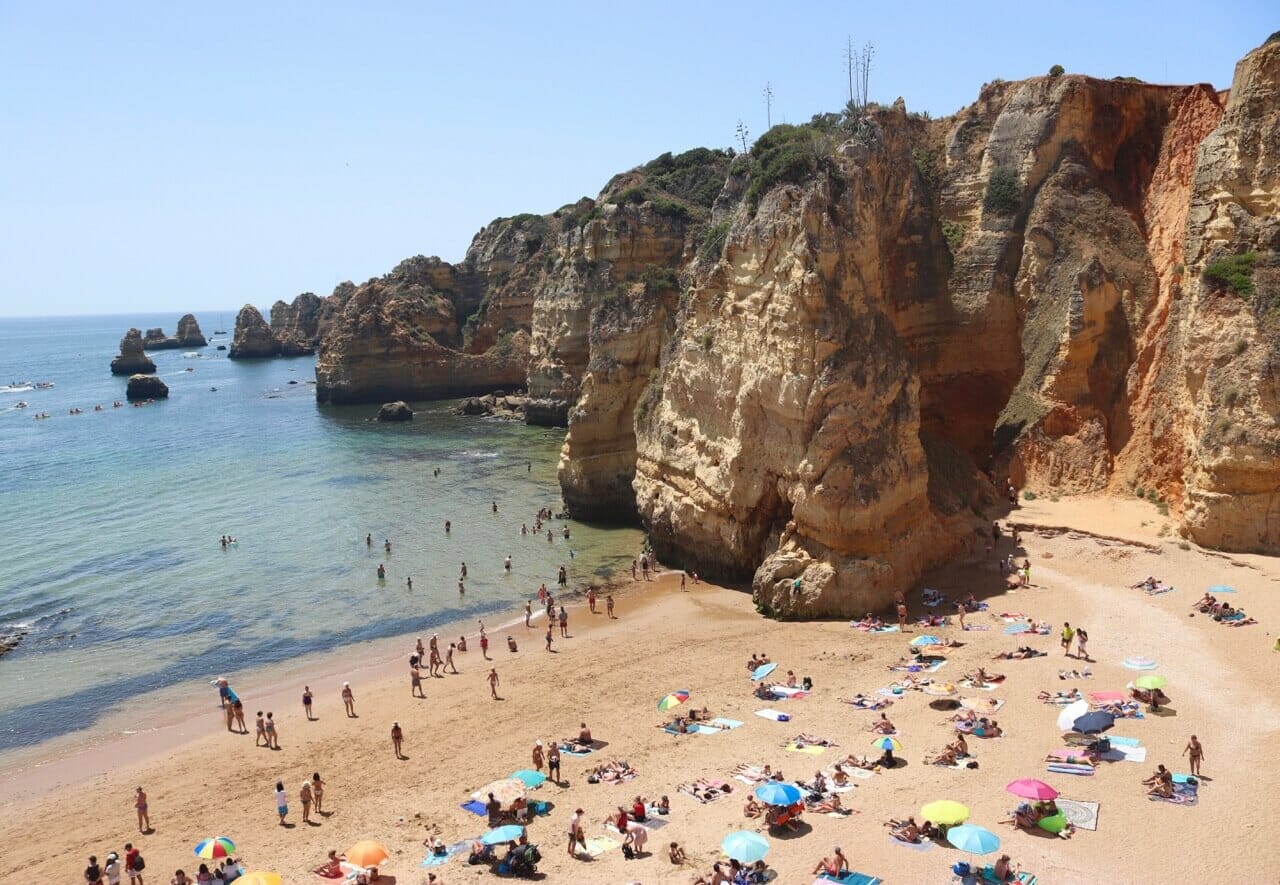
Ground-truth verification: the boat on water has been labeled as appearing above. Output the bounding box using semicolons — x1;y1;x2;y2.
14;401;28;409
2;384;33;394
33;381;55;389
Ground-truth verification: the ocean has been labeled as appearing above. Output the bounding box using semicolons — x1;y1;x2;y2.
0;313;642;759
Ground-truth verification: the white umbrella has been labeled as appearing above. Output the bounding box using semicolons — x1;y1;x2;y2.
471;778;526;805
1056;699;1089;732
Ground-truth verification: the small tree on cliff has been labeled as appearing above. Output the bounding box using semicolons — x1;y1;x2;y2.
1048;64;1065;78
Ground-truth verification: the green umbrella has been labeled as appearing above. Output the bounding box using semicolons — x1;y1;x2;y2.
1134;674;1166;690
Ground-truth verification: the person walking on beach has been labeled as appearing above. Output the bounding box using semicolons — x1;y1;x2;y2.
955;600;967;631
312;772;326;815
134;786;150;833
545;624;554;652
254;711;266;747
532;740;544;772
300;780;313;824
303;685;314;720
411;657;425;698
1061;622;1075;656
558;605;568;638
567;808;586;857
480;632;490;660
525;600;533;626
1183;735;1205;776
233;700;246;734
274;781;289;825
588;588;597;613
548;742;562;782
85;855;104;885
606;594;615;618
488;667;500;700
446;642;458;673
391;722;405;759
1076;628;1090;661
124;844;143;885
342;682;356;717
264;712;279;749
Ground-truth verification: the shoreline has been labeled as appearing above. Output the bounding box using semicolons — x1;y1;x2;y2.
0;567;675;803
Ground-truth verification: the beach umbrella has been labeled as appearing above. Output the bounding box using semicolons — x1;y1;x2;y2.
471;778;526;805
910;634;941;647
721;830;770;863
1056;699;1089;732
1134;674;1167;691
753;782;802;806
236;874;281;885
1071;711;1115;735
920;799;969;825
1006;778;1059;801
1208;584;1236;593
480;824;526;845
194;837;236;859
948;824;1001;855
1123;655;1159;671
509;769;547;788
921;682;958;698
751;663;778;681
871;736;902;753
345;841;390;868
658;690;690;711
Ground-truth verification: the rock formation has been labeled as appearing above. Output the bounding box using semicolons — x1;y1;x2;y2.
139;315;207;350
271;293;326;355
126;374;168;400
376;401;414;422
457;392;527;420
299;39;1280;611
110;328;156;375
229;305;280;358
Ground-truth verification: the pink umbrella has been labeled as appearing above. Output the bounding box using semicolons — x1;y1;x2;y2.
1005;778;1059;801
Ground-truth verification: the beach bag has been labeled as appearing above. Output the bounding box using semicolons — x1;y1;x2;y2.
952;861;971;876
133;856;145;872
622;843;635;860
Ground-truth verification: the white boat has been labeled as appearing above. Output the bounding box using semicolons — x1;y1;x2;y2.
2;383;33;393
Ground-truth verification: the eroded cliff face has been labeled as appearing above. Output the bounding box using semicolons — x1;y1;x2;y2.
295;40;1277;610
228;305;279;359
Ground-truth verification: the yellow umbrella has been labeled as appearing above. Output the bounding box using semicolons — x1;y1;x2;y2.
345;840;390;868
235;874;281;885
921;799;970;825
960;697;1002;713
471;778;527;805
922;682;958;698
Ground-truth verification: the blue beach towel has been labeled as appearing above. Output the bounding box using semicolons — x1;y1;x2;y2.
420;841;467;867
460;800;486;816
819;872;883;885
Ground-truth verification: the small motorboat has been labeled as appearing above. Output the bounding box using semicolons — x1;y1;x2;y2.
14;401;28;409
33;381;55;389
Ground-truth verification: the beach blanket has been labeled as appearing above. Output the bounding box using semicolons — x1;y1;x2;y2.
888;659;946;673
844;696;893;710
888;834;935;851
1047;748;1097;765
1047;763;1096;776
709;717;743;730
1056;798;1099;831
862;624;901;634
420;841;468;867
1149;781;1198;806
772;686;811;698
962;624;991;631
755;709;791;721
1040;694;1082;706
980;867;1037;885
460;800;487;817
816;873;883;885
998;612;1027;622
787;742;826;755
560;739;608;756
1089;691;1126;704
1145;583;1174;595
583;836;619;857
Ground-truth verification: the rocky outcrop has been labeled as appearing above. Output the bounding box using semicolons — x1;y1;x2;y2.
126;374;168;400
229;305;280;359
458;392;527;420
140;315;207;349
271;293;326;355
376;401;414;422
110;329;156;375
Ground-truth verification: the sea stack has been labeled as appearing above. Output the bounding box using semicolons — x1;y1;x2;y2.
376;401;414;422
110;328;157;375
126;374;168;400
175;314;207;347
229;304;280;359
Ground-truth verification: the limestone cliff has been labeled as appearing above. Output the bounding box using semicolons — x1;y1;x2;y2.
270;293;325;355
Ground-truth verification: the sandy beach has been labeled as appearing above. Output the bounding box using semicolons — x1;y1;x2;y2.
3;496;1279;884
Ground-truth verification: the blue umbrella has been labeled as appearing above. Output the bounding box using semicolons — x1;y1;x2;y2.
1071;711;1115;734
509;769;546;788
1003;623;1030;634
751;662;778;681
948;824;1001;855
1208;584;1236;593
753;782;802;806
721;830;770;863
480;824;525;845
910;635;941;647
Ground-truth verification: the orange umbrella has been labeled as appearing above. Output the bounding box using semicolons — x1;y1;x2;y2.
235;874;281;885
345;840;390;867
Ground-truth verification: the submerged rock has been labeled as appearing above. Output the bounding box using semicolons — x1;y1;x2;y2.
110;329;156;375
376;401;414;422
126;374;168;400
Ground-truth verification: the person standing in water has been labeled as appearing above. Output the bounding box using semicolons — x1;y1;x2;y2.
504;555;512;572
525;600;533;626
407;576;413;590
492;500;498;513
384;538;391;553
366;533;372;547
445;520;451;533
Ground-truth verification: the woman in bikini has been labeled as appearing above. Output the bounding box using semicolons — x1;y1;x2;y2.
311;772;326;815
134;787;150;833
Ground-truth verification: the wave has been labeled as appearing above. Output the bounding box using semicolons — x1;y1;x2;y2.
0;385;33;394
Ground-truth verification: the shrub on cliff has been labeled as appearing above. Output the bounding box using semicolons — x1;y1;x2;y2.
1203;252;1257;297
1048;64;1065;78
747;124;831;211
984;167;1021;214
641;148;732;209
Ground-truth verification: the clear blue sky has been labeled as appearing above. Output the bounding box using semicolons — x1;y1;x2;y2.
0;2;1271;316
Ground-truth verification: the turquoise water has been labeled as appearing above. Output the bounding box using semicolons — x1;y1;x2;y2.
0;313;642;753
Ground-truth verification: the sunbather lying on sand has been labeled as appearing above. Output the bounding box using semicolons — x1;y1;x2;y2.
885;816;941;842
677;778;732;802
731;763;773;782
829;763;850;786
840;754;879;771
807;794;849;814
1131;576;1160;590
843;694;893;710
852;612;883;629
1039;688;1083;703
1193;593;1217;611
926;747;966;766
588;760;635;783
792;733;837;747
963;667;1004;684
1096;700;1142;718
916;613;949;627
994;646;1045;660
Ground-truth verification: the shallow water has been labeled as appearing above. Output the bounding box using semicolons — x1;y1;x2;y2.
0;313;642;753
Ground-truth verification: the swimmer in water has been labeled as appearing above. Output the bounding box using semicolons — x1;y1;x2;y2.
366;533;372;546
504;555;512;572
460;562;467;579
492;500;498;513
384;539;391;553
377;563;386;580
445;520;451;533
407;576;413;590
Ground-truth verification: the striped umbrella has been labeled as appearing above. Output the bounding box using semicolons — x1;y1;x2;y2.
871;736;902;753
1123;656;1159;671
657;690;690;711
194;837;236;859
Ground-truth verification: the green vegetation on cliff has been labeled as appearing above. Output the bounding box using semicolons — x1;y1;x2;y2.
746;123;832;210
1203;251;1257;296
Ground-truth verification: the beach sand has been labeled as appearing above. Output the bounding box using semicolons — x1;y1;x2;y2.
3;496;1279;884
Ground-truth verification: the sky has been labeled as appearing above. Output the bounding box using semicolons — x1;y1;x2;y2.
0;2;1272;317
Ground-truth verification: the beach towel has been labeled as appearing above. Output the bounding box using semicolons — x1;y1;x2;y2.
1048;763;1096;776
1145;583;1174;595
1040;694;1081;706
1107;735;1140;747
460;800;487;817
998;612;1026;622
889;659;946;673
560;739;607;756
981;867;1037;884
868;624;901;634
888;834;935;851
678;779;731;803
419;841;468;867
755;709;791;721
709;717;743;730
1149;782;1198;806
1056;798;1099;831
1047;748;1096;765
787;742;826;755
583;836;619;857
963;624;991;631
1173;773;1201;785
816;873;883;885
1088;691;1126;704
772;686;811;698
844;766;875;779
